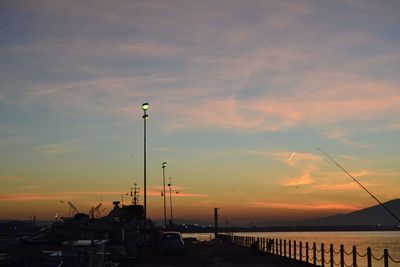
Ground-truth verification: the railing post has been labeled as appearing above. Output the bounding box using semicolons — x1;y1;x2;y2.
294;240;297;260
289;240;292;259
261;238;264;252
330;243;334;267
352;246;357;267
300;241;303;261
280;239;282;256
340;245;344;267
265;238;268;253
306;242;309;264
276;239;279;254
367;247;372;267
272;239;275;254
321;243;325;267
313;242;317;266
384;249;389;267
284;240;287;257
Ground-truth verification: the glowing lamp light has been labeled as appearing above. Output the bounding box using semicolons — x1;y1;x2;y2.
142;103;149;111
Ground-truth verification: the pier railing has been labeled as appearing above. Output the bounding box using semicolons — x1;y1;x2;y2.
217;234;400;267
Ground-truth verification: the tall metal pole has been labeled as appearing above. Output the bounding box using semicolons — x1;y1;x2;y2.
214;208;219;236
168;177;173;225
142;103;149;227
162;162;167;228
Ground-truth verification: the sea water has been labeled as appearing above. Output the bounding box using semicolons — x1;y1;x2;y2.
184;231;400;267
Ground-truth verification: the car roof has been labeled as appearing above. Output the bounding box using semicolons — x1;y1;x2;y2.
161;231;182;235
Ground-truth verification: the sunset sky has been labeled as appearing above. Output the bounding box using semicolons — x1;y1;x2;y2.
1;1;400;224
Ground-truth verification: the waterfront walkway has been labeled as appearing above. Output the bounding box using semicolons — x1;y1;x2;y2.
140;239;311;267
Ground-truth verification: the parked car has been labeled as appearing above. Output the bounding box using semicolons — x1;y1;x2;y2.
158;231;185;255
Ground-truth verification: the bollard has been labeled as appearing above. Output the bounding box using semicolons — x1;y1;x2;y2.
272;239;275;254
384;249;389;267
367;247;372;267
300;241;303;261
289;240;292;259
321;243;325;267
306;242;309;264
294;240;297;260
340;245;344;267
330;244;334;267
313;242;317;266
271;239;274;254
284;240;287;257
261;238;264;252
352;246;357;267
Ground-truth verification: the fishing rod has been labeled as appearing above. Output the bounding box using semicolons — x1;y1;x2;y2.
317;148;400;225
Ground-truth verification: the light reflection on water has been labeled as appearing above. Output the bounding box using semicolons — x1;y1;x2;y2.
182;232;215;241
233;231;400;267
183;231;400;266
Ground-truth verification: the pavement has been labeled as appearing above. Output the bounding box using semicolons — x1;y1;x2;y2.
138;239;313;267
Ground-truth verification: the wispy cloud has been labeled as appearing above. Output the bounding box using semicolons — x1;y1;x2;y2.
283;168;314;186
0;193;75;202
325;130;372;148
0;137;33;146
0;176;24;181
35;140;82;155
249;201;360;211
7;1;396;136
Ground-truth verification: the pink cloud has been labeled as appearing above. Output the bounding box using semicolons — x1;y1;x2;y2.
0;193;74;202
283;169;314;186
250;201;360;211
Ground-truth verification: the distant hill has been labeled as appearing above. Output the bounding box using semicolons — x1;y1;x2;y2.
296;199;400;227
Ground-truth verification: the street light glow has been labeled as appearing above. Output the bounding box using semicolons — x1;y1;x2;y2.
142;103;149;111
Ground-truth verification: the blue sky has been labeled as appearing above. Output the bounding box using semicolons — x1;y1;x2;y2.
1;0;400;223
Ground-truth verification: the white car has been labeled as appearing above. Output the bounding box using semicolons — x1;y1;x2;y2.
158;231;185;255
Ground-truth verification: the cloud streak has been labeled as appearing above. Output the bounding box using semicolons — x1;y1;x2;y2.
249;201;360;212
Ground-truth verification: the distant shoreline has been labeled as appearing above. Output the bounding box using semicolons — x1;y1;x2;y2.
180;225;400;233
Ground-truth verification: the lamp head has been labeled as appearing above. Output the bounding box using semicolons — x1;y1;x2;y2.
142;103;149;111
162;162;167;168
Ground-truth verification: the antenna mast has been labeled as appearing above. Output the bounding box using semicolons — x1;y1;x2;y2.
318;148;400;224
131;183;140;205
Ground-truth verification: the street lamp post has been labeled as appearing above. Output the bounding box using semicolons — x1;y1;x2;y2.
168;177;174;226
142;102;149;226
162;162;167;228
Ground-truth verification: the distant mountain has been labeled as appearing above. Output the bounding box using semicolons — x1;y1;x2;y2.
296;199;400;227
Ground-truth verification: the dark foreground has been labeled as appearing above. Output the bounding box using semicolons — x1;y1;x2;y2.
140;239;311;267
